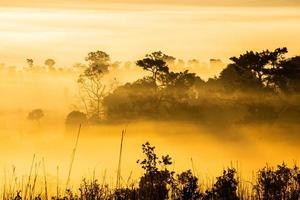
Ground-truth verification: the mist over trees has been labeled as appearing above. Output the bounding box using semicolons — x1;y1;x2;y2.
77;51;111;121
0;47;299;125
98;48;299;124
58;47;300;125
1;47;300;200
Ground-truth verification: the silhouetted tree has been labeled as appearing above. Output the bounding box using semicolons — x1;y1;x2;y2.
230;48;288;84
103;77;158;120
27;109;44;122
218;64;263;92
136;51;169;85
268;56;300;93
85;50;110;74
78;51;112;121
76;47;300;123
65;111;87;125
161;70;204;90
45;59;56;71
26;58;34;69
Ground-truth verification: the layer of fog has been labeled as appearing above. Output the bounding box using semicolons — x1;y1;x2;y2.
0;71;300;192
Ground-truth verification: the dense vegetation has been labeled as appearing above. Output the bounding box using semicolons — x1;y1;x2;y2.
2;47;299;125
5;142;300;200
69;47;300;125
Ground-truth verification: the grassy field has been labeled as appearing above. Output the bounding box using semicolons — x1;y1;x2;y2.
1;126;299;200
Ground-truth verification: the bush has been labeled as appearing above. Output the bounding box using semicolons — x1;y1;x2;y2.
137;142;175;200
204;168;239;200
65;111;87;125
175;170;202;200
114;188;138;200
27;109;44;121
255;163;300;200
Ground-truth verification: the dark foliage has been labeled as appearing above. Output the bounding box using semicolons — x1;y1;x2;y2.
114;188;138;200
65;111;87;125
174;170;202;200
102;48;300;124
137;142;175;200
85;51;110;74
204;168;239;200
136;51;169;84
255;163;300;200
27;109;44;121
11;143;300;200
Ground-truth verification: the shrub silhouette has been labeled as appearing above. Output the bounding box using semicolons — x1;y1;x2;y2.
52;179;109;200
204;168;239;200
114;188;138;200
137;142;174;200
45;58;56;71
9;142;300;200
174;170;202;200
78;179;107;200
27;109;44;122
65;111;87;125
255;163;300;200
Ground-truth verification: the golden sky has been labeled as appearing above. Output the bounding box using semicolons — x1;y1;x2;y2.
0;1;300;67
1;0;300;7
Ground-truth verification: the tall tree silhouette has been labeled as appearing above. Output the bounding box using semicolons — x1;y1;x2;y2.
230;47;288;84
85;50;110;74
78;51;111;121
268;56;300;93
136;51;170;85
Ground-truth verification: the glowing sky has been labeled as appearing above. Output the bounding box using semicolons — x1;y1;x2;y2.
1;0;300;7
0;2;300;67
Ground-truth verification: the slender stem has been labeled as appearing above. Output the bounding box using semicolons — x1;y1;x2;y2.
24;154;35;200
42;158;48;200
65;124;81;193
116;129;125;188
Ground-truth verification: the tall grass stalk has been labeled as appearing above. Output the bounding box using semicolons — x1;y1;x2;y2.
56;166;59;198
65;124;81;193
116;129;125;189
42;158;48;200
31;160;41;199
23;154;35;200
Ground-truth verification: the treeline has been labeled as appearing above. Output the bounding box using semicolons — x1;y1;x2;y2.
67;48;300;125
7;142;300;200
0;56;221;77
